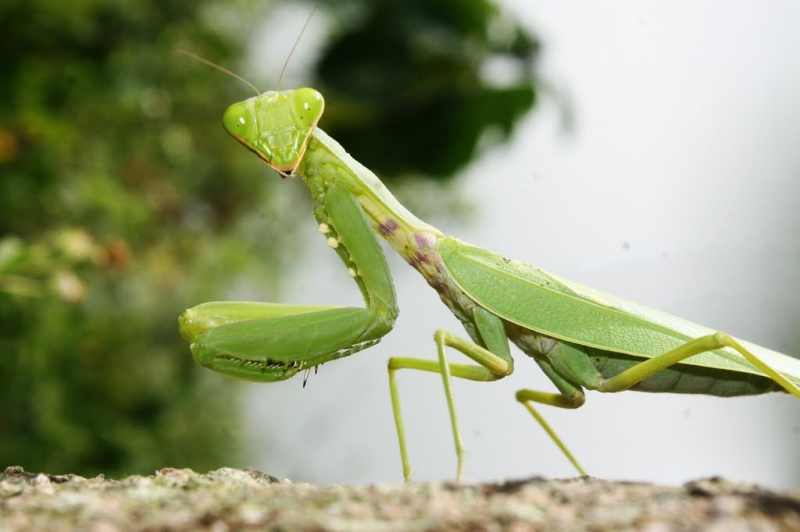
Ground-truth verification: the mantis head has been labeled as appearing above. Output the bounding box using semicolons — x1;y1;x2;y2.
222;88;325;177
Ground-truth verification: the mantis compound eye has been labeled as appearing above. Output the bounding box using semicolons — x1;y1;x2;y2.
291;88;324;128
222;101;257;140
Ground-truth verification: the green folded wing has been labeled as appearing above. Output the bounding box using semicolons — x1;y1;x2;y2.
439;237;800;384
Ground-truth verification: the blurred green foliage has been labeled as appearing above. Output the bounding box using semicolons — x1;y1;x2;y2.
316;0;539;179
0;0;284;477
0;0;539;477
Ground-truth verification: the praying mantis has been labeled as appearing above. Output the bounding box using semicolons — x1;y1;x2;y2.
178;67;800;484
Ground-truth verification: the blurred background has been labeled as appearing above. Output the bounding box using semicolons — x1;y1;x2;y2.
2;0;799;489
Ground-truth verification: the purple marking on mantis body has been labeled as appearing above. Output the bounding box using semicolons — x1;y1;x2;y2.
378;219;399;236
427;276;449;295
413;233;436;264
406;252;429;270
406;231;439;270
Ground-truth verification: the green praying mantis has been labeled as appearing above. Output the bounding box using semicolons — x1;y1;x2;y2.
178;60;800;483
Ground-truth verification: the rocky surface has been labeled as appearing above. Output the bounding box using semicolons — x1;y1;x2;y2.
1;466;799;531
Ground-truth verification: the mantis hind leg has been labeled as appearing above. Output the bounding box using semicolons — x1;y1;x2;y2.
514;388;587;475
516;332;800;476
515;351;590;476
387;308;513;481
597;332;800;399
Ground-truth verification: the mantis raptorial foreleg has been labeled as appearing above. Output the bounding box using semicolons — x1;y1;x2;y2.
181;183;398;382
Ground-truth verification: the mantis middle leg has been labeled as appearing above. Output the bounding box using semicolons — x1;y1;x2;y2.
388;307;517;481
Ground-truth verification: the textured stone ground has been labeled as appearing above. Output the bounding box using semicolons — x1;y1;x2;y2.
1;466;799;531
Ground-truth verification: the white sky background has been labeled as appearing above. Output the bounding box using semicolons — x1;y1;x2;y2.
237;1;800;489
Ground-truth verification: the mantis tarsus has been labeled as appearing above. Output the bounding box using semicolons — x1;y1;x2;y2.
179;67;800;483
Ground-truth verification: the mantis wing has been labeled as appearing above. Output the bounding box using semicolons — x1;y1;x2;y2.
438;237;800;385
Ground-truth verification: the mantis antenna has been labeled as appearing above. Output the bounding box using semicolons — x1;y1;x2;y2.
177;50;261;96
276;5;319;90
179;4;318;94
